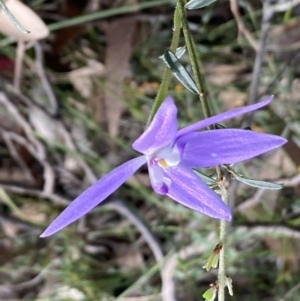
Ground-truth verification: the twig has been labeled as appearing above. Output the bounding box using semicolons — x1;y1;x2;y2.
5;86;97;185
13;41;25;91
161;235;215;301
0;92;55;194
229;0;258;51
277;281;300;301
245;0;300;123
0;259;60;291
0;183;70;206
1;131;35;183
279;173;300;187
0;212;41;231
235;188;265;213
269;0;300;13
246;0;273;123
34;42;58;116
123;295;160;301
105;199;164;263
263;51;300;96
235;223;300;239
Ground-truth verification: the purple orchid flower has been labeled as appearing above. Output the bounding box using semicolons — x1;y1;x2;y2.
41;95;286;237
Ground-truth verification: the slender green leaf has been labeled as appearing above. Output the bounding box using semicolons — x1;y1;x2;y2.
202;288;216;301
159;46;186;62
0;0;29;34
48;0;175;31
186;0;218;10
175;46;186;58
203;251;219;271
234;175;283;190
224;165;283;190
193;170;216;185
162;50;198;94
225;165;283;190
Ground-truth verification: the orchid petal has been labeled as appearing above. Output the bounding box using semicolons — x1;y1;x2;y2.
148;164;164;191
148;164;171;194
40;156;147;237
176;95;273;138
156;144;181;166
132;96;178;155
165;164;231;220
181;129;287;168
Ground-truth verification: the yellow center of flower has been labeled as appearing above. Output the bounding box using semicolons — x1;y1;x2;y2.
158;159;168;168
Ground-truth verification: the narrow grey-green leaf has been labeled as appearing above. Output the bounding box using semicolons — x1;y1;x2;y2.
162;50;198;94
224;165;283;190
159;46;186;62
193;170;215;185
193;170;221;194
234;175;283;190
175;46;186;58
186;0;218;10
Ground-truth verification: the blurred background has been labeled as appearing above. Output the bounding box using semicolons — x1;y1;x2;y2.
0;0;299;300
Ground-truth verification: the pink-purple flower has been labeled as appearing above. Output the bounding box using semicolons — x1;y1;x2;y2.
41;96;286;237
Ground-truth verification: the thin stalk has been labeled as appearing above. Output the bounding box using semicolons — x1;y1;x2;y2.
147;3;181;125
177;0;223;178
178;0;211;120
218;182;229;301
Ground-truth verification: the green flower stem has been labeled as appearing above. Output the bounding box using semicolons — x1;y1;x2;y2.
218;182;229;301
177;2;228;299
147;3;181;125
178;0;223;208
178;0;211;120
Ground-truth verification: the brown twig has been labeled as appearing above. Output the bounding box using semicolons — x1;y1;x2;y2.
0;92;55;194
245;0;273;124
105;198;164;263
0;259;60;292
161;233;216;301
269;0;300;13
13;41;25;91
6;86;97;185
235;223;300;239
1;131;35;183
34;41;58;116
229;0;258;51
277;281;300;301
0;183;70;206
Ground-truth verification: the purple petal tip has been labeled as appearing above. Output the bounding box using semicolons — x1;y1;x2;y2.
40;228;56;238
224;211;232;221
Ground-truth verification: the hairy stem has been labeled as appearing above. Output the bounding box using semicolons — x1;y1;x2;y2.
177;0;224;181
178;0;211;120
218;181;229;301
147;3;181;125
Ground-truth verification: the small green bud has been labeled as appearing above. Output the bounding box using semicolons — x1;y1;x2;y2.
203;243;222;271
202;283;217;301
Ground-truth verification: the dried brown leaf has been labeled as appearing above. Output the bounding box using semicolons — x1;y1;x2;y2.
206;63;248;86
103;17;137;137
218;90;246;111
68;60;105;98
